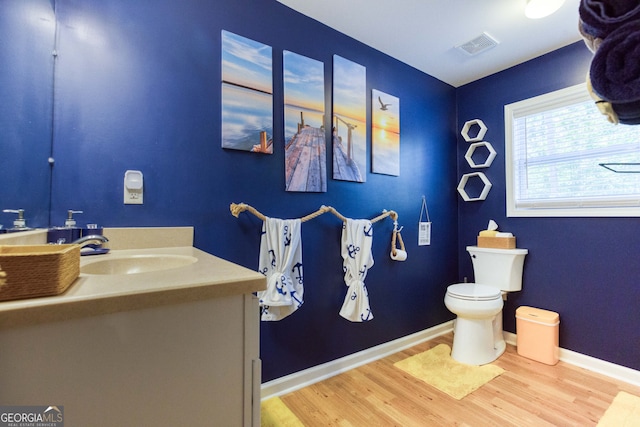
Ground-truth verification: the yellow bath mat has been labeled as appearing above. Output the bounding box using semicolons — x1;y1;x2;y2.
261;396;304;427
597;391;640;427
393;343;504;400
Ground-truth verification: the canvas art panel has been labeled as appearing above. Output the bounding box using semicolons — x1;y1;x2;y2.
372;89;400;176
332;55;366;182
221;30;273;153
283;51;327;192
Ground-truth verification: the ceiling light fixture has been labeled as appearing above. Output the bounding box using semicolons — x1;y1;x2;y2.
524;0;565;19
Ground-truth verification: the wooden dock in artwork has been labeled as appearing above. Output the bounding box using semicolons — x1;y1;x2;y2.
285;126;327;192
332;115;363;183
333;135;362;182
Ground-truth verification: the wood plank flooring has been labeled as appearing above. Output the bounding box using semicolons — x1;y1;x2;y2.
276;333;640;426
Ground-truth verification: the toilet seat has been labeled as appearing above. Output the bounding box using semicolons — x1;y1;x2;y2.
446;283;501;301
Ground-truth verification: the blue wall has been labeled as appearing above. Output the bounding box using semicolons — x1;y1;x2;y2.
0;0;54;228
457;42;640;371
5;0;636;383
46;0;458;382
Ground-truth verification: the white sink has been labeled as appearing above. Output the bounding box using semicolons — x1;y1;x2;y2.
80;254;198;275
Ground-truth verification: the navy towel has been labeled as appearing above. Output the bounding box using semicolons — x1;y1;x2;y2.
579;0;640;39
613;101;640;125
590;20;640;104
579;19;603;53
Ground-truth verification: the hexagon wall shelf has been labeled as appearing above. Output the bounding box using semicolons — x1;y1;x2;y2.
461;119;487;142
465;141;496;168
457;172;492;201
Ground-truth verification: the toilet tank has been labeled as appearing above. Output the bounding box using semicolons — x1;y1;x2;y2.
467;246;528;292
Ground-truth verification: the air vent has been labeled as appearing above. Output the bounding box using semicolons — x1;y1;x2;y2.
456;32;499;56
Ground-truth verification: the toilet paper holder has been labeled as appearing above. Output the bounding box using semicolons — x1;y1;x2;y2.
390;219;407;261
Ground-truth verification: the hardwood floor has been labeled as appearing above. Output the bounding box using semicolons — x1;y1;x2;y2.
276;333;640;426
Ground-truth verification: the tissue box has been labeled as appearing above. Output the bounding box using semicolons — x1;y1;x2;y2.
477;236;516;249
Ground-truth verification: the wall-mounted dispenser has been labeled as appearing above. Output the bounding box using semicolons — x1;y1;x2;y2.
124;170;144;205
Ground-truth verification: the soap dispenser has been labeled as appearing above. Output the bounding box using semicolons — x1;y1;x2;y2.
2;209;31;232
64;210;83;242
47;210;82;244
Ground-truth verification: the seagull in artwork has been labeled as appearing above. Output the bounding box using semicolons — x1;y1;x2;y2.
378;96;391;111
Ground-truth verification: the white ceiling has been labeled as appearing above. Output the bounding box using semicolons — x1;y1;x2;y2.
276;0;583;87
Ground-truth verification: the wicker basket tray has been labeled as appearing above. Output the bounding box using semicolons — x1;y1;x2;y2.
0;245;80;302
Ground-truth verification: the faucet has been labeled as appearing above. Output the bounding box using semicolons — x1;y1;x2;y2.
72;235;109;247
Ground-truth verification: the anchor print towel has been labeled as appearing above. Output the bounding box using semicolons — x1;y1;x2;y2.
340;219;374;322
257;217;304;321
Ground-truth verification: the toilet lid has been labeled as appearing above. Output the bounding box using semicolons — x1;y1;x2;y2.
447;283;501;301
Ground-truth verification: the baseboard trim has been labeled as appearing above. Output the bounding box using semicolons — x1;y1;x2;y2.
262;324;639;400
261;321;454;400
504;332;640;388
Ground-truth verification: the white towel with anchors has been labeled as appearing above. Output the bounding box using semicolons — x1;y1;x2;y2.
340;219;374;322
257;217;304;321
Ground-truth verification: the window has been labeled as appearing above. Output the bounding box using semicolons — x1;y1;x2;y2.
505;83;640;217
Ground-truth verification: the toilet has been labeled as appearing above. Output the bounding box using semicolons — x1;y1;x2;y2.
444;246;528;365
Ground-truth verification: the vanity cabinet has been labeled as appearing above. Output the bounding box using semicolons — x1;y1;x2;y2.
0;235;266;427
0;292;261;426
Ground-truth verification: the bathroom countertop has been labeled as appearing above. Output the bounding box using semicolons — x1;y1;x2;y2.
0;246;266;329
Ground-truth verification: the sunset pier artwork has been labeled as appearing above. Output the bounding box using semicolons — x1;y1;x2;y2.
372;89;400;176
221;31;273;153
252;131;273;153
285;113;327;192
332;115;363;182
332;55;367;182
